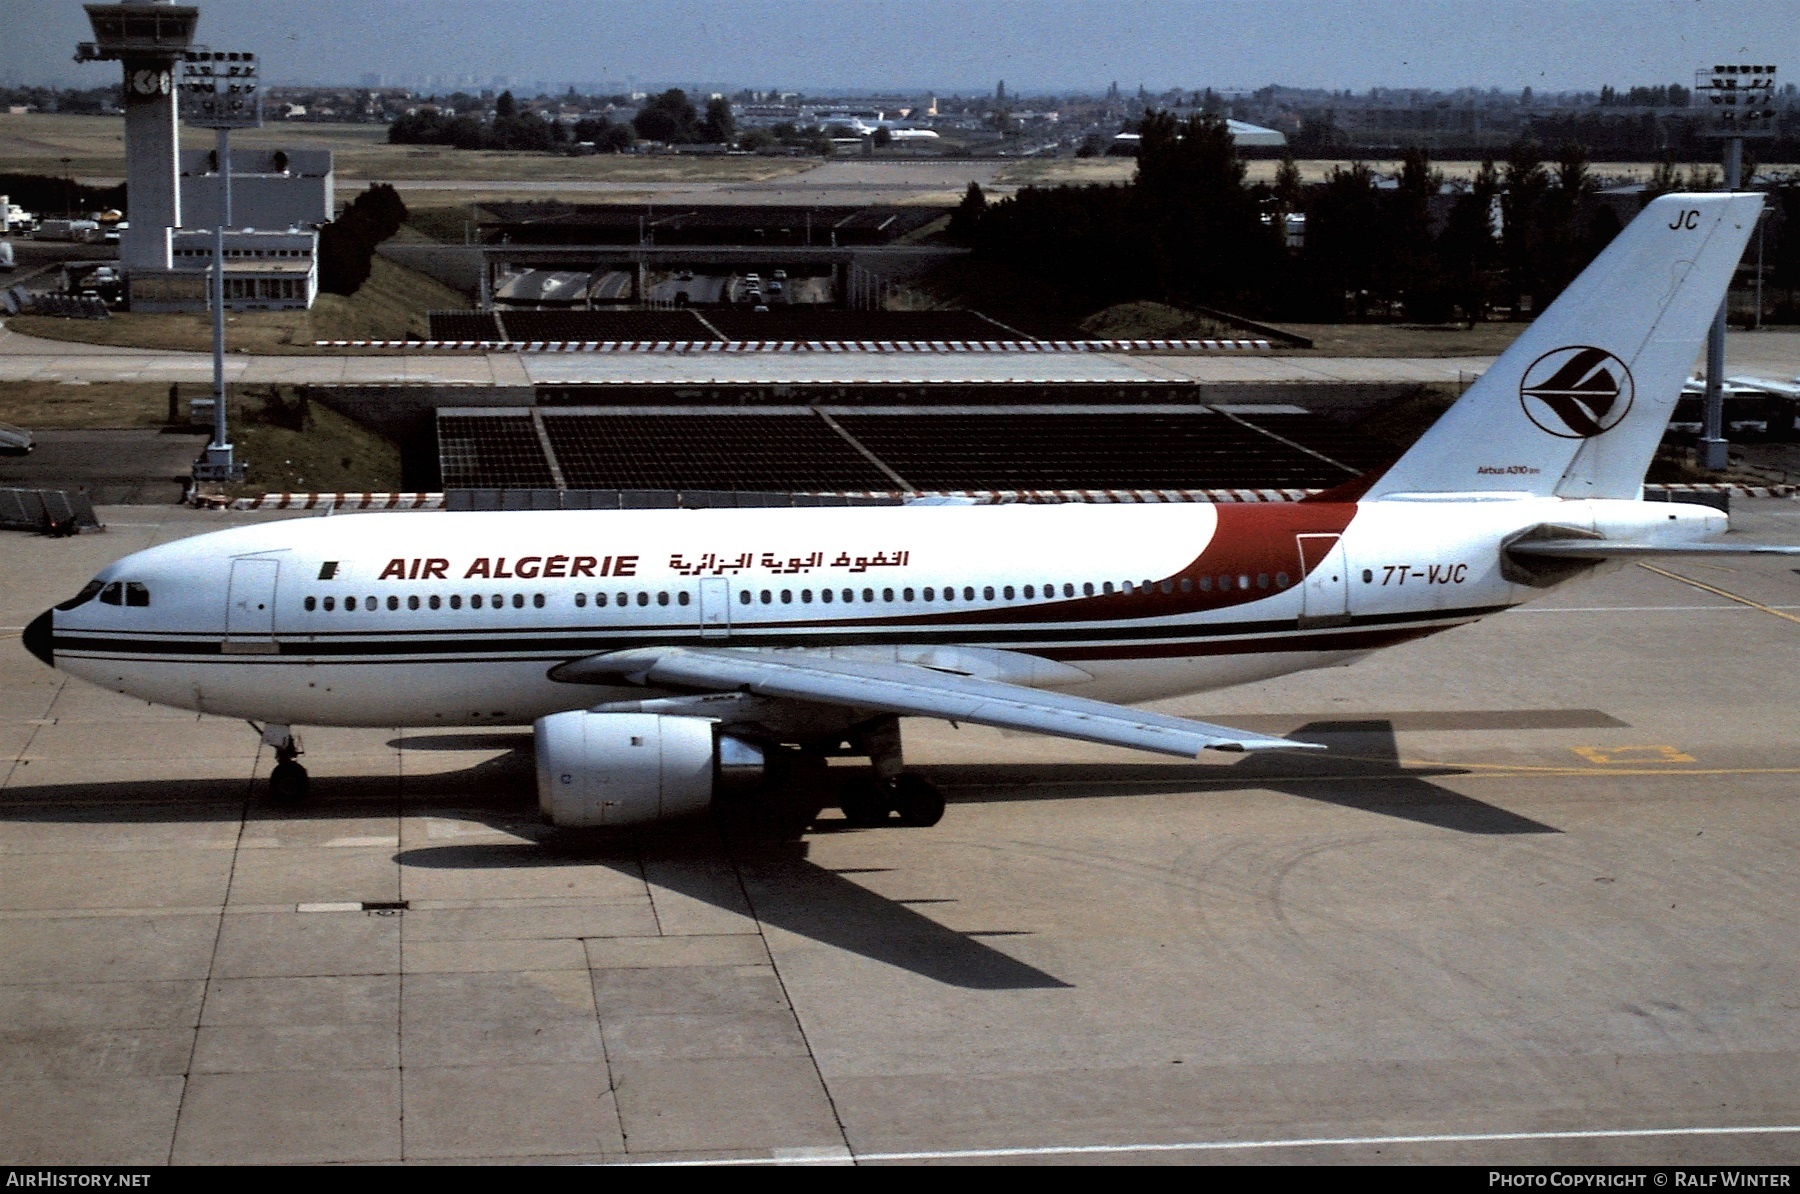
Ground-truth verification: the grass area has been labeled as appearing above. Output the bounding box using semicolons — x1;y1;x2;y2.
397;204;477;244
1271;320;1529;358
1077;301;1234;340
0;380;179;428
0;114;816;185
6;254;464;353
222;388;402;498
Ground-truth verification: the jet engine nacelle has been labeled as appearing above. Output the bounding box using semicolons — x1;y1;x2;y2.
534;711;764;828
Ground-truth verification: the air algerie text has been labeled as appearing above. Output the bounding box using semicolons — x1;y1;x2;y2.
376;556;638;581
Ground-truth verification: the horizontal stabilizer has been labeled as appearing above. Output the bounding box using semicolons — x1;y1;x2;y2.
1507;541;1800;559
552;647;1323;759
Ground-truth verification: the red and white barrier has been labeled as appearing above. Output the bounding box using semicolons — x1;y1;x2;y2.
312;338;1275;353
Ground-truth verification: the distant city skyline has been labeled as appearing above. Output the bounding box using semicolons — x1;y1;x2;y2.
2;0;1794;95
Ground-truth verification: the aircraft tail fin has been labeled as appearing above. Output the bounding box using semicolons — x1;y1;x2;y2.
1365;192;1762;501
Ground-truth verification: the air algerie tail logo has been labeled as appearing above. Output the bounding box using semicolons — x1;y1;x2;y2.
1519;346;1634;439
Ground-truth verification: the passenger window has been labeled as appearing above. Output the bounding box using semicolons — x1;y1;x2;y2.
901;588;913;601
513;594;525;609
616;592;627;606
471;594;482;609
534;594;546;608
387;596;399;611
575;592;587;607
1003;586;1014;600
1257;574;1269;590
1219;575;1232;591
1160;580;1173;594
1200;576;1213;592
100;582;123;606
430;595;442;610
1066;583;1077;597
923;587;935;601
125;582;150;607
596;593;608;607
1082;583;1094;596
1122;581;1134;594
323;596;336;611
1238;575;1250;590
801;590;813;604
492;593;503;608
1276;573;1290;588
366;594;377;609
738;590;750;604
1180;578;1193;593
1103;582;1115;595
346;596;358;611
408;595;420;610
304;596;316;611
781;590;792;604
677;591;690;606
635;592;648;607
1023;585;1035;598
963;587;974;600
984;586;995;600
820;589;832;603
761;590;772;604
657;592;669;606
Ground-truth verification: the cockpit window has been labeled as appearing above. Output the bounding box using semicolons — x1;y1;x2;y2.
125;583;150;607
99;582;123;606
56;580;104;611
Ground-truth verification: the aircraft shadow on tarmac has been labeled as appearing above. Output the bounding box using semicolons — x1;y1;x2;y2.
0;719;1551;990
933;719;1562;837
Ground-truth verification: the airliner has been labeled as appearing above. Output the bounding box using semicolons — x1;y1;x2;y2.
22;192;1796;830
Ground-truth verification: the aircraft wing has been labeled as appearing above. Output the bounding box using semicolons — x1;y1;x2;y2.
551;647;1321;759
1507;541;1800;559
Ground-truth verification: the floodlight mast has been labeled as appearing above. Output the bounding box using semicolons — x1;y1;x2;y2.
182;49;261;485
1695;63;1778;472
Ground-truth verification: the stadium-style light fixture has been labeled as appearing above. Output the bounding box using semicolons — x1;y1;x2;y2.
181;49;262;485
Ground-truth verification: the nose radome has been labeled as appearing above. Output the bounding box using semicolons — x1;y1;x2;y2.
22;610;53;668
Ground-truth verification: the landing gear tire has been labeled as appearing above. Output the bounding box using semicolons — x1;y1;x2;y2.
839;781;890;827
891;773;945;827
269;759;310;804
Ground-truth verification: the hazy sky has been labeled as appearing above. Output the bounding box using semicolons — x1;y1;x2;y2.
6;0;1795;93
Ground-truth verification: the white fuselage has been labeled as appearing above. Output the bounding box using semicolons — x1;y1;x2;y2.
42;498;1723;728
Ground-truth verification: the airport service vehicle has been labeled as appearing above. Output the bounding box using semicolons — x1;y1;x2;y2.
0;422;33;455
33;219;99;244
0;240;13;272
24;193;1799;829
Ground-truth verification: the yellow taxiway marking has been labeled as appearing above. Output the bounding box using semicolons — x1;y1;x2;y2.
1638;562;1800;626
1569;744;1696;765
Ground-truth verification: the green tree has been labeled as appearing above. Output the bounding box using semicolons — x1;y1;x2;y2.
1438;160;1502;324
1501;139;1550;317
947;180;987;242
698;96;735;144
1132;110;1273;305
633;89;700;143
494;90;516;119
1273;153;1303;211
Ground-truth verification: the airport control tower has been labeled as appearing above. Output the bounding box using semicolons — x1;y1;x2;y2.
75;0;198;272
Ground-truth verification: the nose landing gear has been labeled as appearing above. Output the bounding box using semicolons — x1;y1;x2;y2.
253;722;309;804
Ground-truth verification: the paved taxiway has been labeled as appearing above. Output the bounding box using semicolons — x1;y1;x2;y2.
1;501;1799;1164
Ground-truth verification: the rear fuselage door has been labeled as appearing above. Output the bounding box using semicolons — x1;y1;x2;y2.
698;577;730;639
224;557;280;654
1296;534;1350;628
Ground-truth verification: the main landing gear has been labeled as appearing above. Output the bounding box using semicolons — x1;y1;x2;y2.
840;772;947;828
837;716;946;828
254;722;309;804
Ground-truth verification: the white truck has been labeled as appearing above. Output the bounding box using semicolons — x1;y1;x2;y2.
2;197;37;235
34;219;100;243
